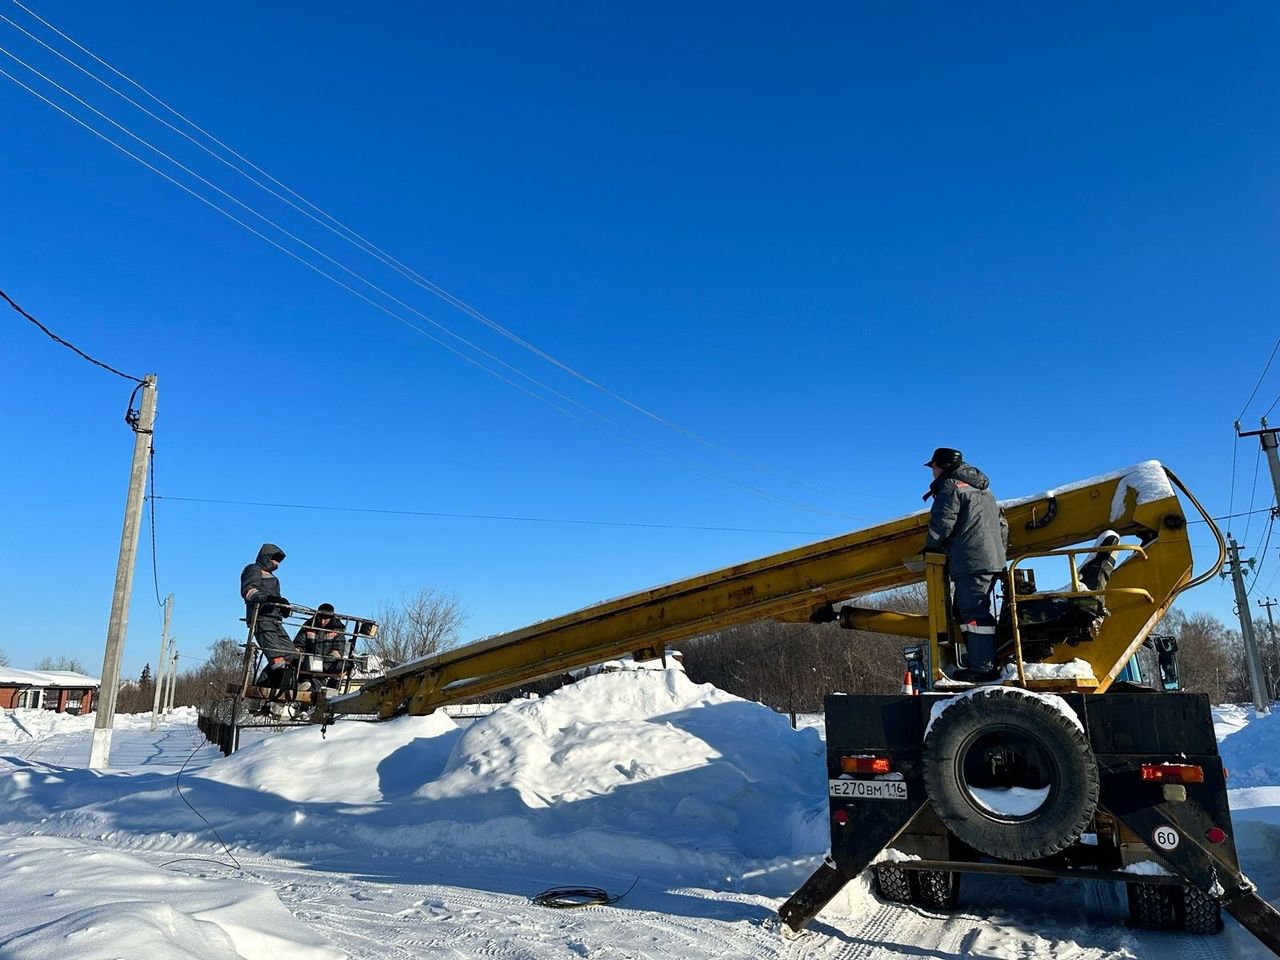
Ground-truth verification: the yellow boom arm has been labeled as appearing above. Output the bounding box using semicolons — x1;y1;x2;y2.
325;461;1221;720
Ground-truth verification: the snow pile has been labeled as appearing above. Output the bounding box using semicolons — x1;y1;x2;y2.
1213;703;1254;743
1108;461;1174;522
924;686;1082;738
198;670;830;891
0;706;202;744
0;835;343;960
0;707;93;743
207;711;460;804
1000;659;1096;682
1220;707;1280;788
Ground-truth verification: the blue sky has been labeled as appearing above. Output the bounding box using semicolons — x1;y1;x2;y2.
1;2;1277;678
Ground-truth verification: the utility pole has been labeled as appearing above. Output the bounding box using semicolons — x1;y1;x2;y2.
1244;418;1280;509
89;374;158;769
1225;534;1270;715
156;644;170;716
1237;417;1280;516
149;594;173;731
164;646;179;713
1259;597;1279;697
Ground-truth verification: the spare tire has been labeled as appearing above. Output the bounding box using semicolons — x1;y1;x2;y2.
923;687;1098;860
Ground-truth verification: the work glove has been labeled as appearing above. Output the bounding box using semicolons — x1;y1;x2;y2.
275;597;292;615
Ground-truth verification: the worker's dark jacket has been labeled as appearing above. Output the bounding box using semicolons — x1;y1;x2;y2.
240;543;288;620
924;464;1008;577
297;615;348;656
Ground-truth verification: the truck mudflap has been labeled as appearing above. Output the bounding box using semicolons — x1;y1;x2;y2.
778;691;1280;957
778;802;928;931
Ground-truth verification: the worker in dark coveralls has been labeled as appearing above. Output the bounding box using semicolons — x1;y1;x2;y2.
922;448;1008;681
240;543;295;686
297;602;348;689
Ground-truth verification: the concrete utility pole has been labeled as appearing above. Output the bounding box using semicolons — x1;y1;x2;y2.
89;374;158;770
1258;596;1279;697
1237;417;1280;516
149;593;173;731
164;646;178;713
156;645;170;716
1226;534;1271;716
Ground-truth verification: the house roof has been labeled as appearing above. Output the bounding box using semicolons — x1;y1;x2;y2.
0;668;101;688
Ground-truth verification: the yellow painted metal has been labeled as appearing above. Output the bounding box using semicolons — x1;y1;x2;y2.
837;608;929;638
324;463;1210;720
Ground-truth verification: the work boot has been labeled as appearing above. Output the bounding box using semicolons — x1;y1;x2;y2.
951;666;1001;684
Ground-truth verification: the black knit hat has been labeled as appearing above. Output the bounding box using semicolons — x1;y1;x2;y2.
318;603;335;614
924;447;963;469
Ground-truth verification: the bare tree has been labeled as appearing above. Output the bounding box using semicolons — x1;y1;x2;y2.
35;655;87;673
1156;609;1236;703
683;586;923;715
0;648;8;667
370;588;465;667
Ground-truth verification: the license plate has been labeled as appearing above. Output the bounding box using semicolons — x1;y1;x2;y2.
828;778;908;801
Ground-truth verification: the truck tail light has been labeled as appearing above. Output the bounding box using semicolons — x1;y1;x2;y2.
1140;763;1205;784
1205;827;1228;844
840;755;891;775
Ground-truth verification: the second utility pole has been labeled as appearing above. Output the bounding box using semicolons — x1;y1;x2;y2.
150;593;172;731
1260;597;1279;695
1226;534;1271;715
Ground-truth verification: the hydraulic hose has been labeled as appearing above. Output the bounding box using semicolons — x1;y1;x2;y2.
1164;467;1226;594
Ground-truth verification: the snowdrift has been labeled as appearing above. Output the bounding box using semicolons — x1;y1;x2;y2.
0;835;342;960
195;670;830;891
1220;707;1280;788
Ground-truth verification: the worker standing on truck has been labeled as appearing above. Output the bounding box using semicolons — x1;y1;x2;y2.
240;543;296;688
922;448;1008;681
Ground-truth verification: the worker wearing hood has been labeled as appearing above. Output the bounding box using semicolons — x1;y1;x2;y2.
240;543;296;675
923;449;1008;681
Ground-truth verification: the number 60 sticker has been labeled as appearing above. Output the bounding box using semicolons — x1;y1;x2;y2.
1152;824;1181;852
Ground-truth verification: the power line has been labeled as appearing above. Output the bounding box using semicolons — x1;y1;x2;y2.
1265;391;1280;421
1242;447;1264;547
0;0;863;505
151;494;833;536
0;61;857;520
0;50;859;520
1247;514;1276;599
1237;337;1280;421
1;286;141;381
1187;506;1269;529
1188;506;1274;525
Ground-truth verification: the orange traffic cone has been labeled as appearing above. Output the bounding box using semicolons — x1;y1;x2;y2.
901;670;915;696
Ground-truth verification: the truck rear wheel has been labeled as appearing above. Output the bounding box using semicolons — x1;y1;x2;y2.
922;688;1099;861
874;864;913;903
912;869;961;909
1181;885;1223;934
1127;882;1177;930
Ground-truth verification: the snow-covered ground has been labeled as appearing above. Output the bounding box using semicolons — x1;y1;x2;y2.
0;684;1278;958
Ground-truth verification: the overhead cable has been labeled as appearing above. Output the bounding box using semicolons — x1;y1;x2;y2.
1241;448;1264;548
152;494;832;536
2;0;862;504
1247;515;1276;599
0;60;858;519
1237;337;1280;421
0;49;860;522
1;286;141;381
1188;506;1274;525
